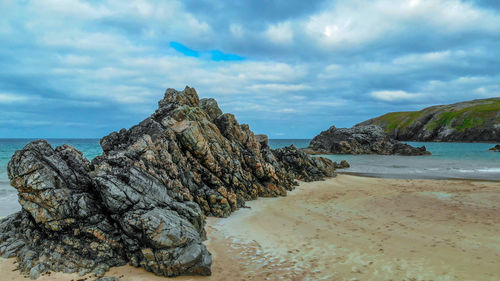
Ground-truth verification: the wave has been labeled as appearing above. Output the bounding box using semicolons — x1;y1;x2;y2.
476;168;500;173
454;168;500;173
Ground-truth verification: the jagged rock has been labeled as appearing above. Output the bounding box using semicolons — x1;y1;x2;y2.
199;98;223;122
0;86;338;279
490;144;500;152
272;145;337;181
335;160;350;169
309;125;430;155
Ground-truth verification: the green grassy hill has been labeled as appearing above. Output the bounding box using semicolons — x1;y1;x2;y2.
357;98;500;142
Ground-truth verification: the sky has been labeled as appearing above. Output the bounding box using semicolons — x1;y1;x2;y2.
0;0;499;138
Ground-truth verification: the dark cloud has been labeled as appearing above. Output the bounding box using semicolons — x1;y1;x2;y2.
182;0;328;28
468;0;500;9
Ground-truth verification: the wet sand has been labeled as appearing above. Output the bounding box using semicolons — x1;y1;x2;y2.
1;174;499;280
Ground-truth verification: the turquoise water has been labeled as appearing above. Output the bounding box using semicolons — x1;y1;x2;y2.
269;140;499;180
268;139;311;149
318;141;499;180
0;138;498;216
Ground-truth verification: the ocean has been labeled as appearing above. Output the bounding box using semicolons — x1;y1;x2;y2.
0;138;498;217
270;139;500;180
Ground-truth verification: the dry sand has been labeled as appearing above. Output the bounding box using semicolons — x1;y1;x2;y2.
1;174;499;281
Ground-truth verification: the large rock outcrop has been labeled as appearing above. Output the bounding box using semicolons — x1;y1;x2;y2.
357;98;500;142
0;86;339;279
308;125;430;155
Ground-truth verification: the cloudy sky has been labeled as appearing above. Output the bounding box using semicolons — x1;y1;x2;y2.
1;0;499;138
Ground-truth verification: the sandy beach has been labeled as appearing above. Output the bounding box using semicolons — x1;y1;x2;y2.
1;174;499;281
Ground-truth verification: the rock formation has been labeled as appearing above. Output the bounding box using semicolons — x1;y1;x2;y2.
308;125;430;155
357;97;500;142
272;145;337;181
490;144;500;152
0;86;339;279
335;160;350;169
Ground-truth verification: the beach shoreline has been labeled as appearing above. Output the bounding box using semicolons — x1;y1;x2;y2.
337;171;500;182
1;174;500;280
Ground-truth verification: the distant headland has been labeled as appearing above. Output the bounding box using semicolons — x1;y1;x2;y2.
357;98;500;142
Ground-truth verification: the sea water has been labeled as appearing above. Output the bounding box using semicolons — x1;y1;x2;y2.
0;138;498;216
268;139;500;181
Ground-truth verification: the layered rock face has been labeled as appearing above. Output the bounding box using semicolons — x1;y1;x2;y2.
272;145;337;181
308;125;430;155
0;86;338;279
358;98;500;142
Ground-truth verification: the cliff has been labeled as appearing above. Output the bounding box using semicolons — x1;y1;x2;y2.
357;98;500;142
0;87;339;279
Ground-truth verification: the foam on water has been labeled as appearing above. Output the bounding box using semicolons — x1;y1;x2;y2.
477;168;500;173
0;182;19;216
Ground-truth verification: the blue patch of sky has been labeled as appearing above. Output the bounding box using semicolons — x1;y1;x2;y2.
170;41;244;61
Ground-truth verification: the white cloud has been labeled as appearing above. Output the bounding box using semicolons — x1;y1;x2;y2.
370;90;422;101
276;108;298;113
0;93;30;104
230;24;244;38
475;87;487;95
30;0;110;19
265;21;294;45
318;64;343;79
303;0;500;50
41;31;139;52
454;76;489;84
393;51;452;65
249;83;310;92
290;95;306;100
59;54;93;65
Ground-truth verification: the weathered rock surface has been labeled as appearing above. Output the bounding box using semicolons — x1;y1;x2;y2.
335;160;350;169
308;125;430;155
357;98;500;142
272;145;337;181
0;86;338;279
490;144;500;152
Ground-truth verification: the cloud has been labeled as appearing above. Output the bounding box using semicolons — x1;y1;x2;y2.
276;108;298;113
0;93;30;104
230;24;244;38
370;90;422;102
303;0;500;51
265;22;294;45
249;83;310;92
0;0;499;138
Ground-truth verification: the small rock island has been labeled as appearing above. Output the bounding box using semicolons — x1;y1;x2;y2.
307;125;430;155
0;87;341;279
